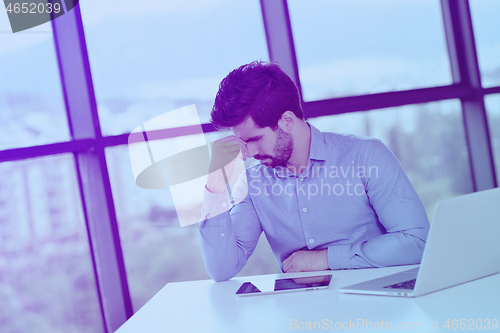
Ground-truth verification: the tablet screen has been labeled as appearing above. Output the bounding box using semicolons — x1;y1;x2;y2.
236;274;332;295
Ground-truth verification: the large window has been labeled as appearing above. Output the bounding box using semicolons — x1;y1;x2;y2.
288;0;451;101
0;9;103;333
0;0;498;331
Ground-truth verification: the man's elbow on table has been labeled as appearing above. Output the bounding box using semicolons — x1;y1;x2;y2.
206;264;240;282
400;228;429;264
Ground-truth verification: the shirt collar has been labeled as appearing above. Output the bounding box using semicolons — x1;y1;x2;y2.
274;123;326;178
308;123;327;162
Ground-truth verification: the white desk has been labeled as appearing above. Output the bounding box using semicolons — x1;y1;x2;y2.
116;265;500;333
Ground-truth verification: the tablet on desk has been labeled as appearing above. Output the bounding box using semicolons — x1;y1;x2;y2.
235;274;332;296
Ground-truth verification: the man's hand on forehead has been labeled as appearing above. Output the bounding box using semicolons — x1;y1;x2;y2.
206;135;248;194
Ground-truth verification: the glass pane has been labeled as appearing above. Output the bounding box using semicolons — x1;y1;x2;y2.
80;0;268;136
0;11;69;150
106;129;279;312
288;0;452;101
470;0;500;88
485;94;500;180
0;154;103;333
308;99;473;221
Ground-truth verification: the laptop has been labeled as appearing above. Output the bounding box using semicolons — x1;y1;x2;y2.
338;187;500;297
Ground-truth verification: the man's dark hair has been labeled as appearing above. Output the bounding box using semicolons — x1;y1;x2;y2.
211;61;304;130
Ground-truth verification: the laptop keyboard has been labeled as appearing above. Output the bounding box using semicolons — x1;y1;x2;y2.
383;278;416;290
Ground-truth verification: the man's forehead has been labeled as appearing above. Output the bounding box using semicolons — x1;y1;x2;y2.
231;117;266;140
232;129;264;142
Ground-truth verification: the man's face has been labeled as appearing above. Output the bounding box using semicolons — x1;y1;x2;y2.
232;117;293;168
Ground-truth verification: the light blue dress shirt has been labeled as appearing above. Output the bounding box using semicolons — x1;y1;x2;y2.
199;124;430;282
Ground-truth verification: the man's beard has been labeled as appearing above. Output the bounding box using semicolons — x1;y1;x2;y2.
256;127;293;168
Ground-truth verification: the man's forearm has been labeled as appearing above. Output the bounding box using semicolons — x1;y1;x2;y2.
327;226;429;270
199;212;245;281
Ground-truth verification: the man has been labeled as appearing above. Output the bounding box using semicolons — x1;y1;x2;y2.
199;61;430;282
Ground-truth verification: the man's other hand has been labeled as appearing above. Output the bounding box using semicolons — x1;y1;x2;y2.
282;249;329;273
